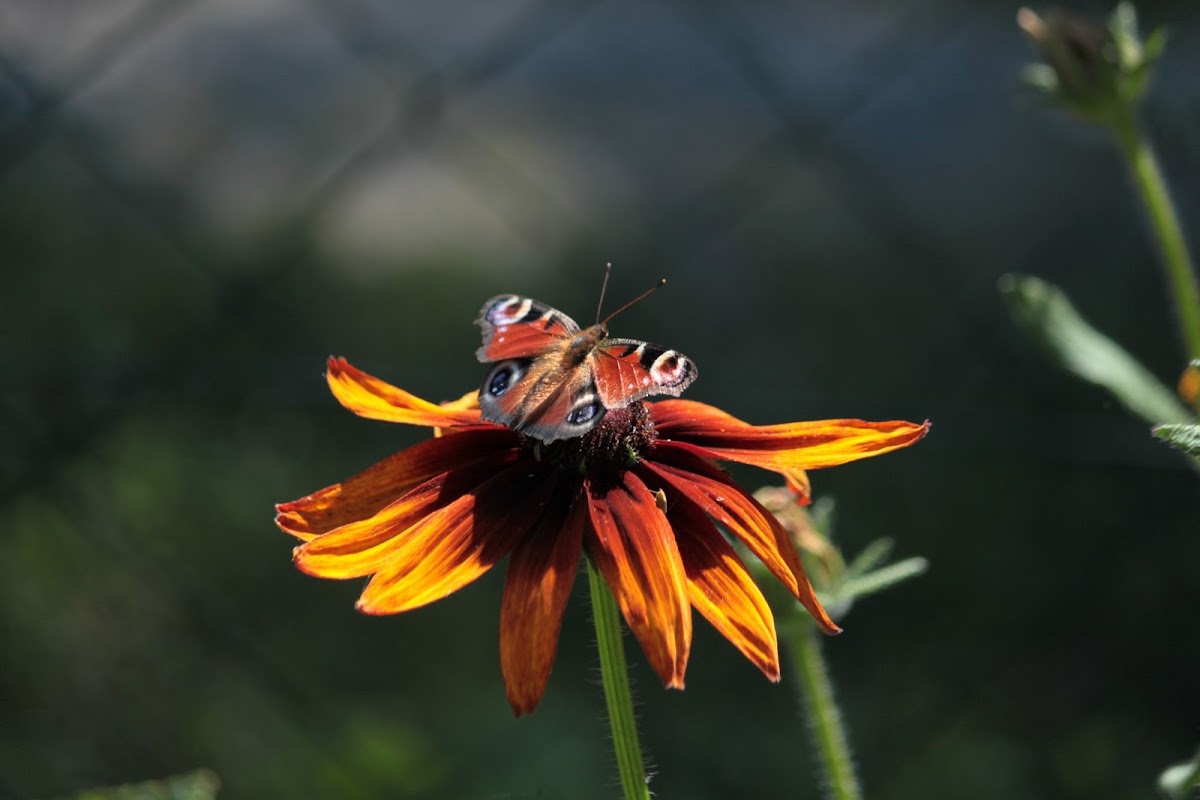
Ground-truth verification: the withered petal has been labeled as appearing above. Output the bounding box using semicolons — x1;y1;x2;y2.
642;446;840;635
327;356;483;428
276;428;520;540
652;399;929;471
354;465;559;614
500;485;586;717
585;472;692;689
669;497;780;680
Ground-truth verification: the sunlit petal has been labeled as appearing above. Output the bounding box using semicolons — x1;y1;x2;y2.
669;497;780;680
293;457;515;578
276;428;520;540
652;399;929;471
586;473;691;689
355;466;558;614
783;469;812;504
435;390;483;437
500;486;586;717
641;445;840;635
327;356;483;428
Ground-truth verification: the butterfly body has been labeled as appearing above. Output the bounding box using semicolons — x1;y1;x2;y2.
476;294;697;443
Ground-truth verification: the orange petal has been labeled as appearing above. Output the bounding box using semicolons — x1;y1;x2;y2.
355;466;559;614
652;399;929;471
435;390;483;437
784;469;812;505
585;473;691;689
326;356;482;428
641;446;840;635
670;498;780;680
293;457;513;578
276;428;521;540
500;487;586;717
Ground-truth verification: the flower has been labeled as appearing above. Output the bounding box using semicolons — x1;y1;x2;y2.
277;357;929;715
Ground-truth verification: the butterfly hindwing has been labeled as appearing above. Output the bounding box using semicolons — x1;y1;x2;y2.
503;377;607;443
590;338;697;408
478;357;535;425
478;356;605;443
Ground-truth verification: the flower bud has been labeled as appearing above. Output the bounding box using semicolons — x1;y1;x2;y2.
1018;3;1165;124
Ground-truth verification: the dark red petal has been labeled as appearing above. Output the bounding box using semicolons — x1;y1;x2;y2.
668;497;780;680
585;472;691;689
651;399;929;472
641;445;840;635
354;465;558;614
500;484;586;717
276;427;521;540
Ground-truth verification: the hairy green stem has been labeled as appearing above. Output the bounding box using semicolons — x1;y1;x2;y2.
785;619;862;800
1112;111;1200;363
587;558;651;800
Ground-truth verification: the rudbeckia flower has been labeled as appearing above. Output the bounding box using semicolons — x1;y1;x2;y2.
277;357;928;715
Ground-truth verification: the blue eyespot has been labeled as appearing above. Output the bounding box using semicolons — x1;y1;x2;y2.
567;401;600;425
488;366;514;396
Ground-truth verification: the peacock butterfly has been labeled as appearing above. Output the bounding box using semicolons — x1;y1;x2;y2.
475;278;697;443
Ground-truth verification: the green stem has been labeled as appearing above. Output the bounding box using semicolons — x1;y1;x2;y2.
785;619;862;800
587;557;651;800
1112;111;1200;362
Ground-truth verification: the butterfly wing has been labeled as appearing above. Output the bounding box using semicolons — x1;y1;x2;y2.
590;338;698;408
489;368;606;443
476;296;698;443
477;295;601;441
475;294;579;362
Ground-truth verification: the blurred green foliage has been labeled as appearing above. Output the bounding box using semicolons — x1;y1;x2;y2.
71;770;219;800
2;2;1199;799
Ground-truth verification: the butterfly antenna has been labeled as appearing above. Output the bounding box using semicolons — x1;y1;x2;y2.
600;278;667;325
595;262;613;324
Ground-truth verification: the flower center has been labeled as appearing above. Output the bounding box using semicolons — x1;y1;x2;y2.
532;402;656;486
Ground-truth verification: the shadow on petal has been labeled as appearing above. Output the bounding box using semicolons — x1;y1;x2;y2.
356;465;560;614
641;445;840;635
277;428;520;539
501;484;587;716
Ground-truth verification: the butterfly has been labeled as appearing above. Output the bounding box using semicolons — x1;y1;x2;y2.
475;287;698;443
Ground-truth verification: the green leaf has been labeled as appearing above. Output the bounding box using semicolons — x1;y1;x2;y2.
999;274;1194;424
844;538;895;577
1020;63;1060;95
1143;27;1169;64
1109;2;1141;65
72;770;220;800
1151;423;1200;456
835;557;929;603
1157;751;1200;800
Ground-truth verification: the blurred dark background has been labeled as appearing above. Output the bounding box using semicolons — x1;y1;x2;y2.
2;1;1199;798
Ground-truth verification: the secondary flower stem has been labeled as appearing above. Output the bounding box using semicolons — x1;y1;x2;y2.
1112;110;1200;362
587;557;651;800
785;619;862;800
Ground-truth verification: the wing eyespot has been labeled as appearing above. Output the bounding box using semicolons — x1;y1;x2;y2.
566;399;602;426
484;360;525;397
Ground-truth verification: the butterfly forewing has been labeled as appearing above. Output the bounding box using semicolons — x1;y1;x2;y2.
591;339;697;407
475;295;579;362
